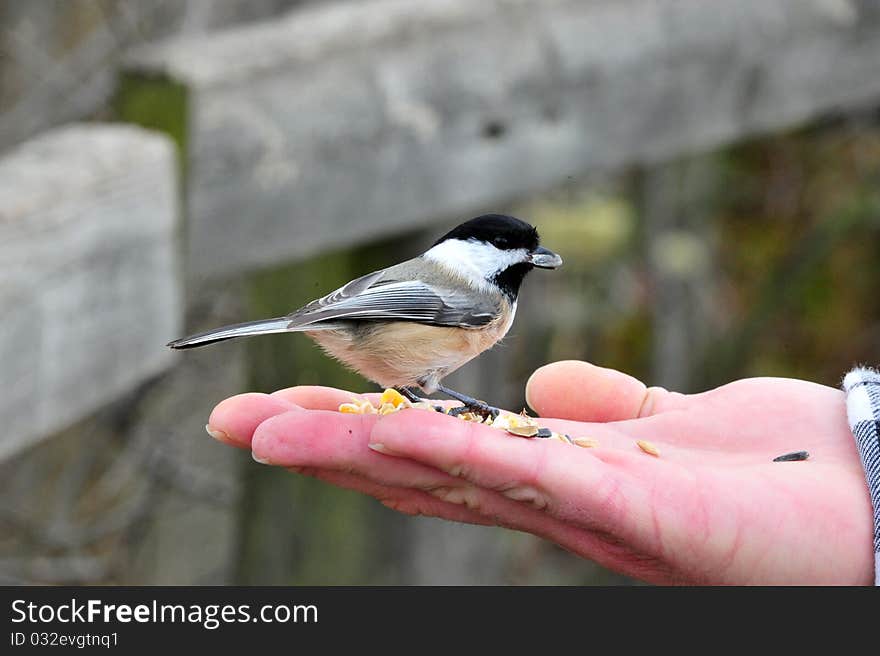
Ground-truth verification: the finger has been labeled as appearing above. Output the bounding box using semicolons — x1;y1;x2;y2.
251;407;640;533
525;361;648;421
367;409;649;534
251;408;599;531
250;408;464;492
207;393;297;448
526;360;690;421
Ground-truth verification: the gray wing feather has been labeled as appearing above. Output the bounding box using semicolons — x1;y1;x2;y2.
285;263;498;329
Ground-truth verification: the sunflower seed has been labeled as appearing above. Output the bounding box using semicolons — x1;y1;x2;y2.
637;440;660;457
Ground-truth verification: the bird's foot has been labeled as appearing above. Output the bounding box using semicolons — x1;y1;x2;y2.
435;383;500;421
447;400;500;422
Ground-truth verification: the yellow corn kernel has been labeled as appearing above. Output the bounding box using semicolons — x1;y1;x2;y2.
380;388;410;408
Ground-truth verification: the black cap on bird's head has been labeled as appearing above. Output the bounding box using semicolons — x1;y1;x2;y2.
435;214;538;251
429;214;563;299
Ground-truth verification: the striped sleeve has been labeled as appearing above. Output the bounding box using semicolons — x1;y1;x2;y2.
842;367;880;586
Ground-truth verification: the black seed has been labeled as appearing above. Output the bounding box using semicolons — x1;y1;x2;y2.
773;450;810;462
535;428;553;438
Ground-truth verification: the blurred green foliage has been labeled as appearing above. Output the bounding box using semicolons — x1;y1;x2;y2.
116;74;189;168
711;125;880;386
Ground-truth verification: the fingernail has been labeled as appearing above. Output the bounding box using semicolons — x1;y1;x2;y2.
638;386;666;418
252;451;272;465
368;443;398;455
206;424;231;442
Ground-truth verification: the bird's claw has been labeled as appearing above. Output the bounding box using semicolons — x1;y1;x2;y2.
448;401;500;421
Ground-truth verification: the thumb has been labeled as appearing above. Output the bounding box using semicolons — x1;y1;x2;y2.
525;360;651;422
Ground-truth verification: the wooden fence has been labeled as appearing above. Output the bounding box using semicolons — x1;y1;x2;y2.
2;0;879;584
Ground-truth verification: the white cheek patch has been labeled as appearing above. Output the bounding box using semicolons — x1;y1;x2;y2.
424;239;528;290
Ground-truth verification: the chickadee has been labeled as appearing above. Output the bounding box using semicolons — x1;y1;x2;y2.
168;214;562;417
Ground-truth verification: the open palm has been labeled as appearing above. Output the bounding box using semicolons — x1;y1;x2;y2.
207;360;873;584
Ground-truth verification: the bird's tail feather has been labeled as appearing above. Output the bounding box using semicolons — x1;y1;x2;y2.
167;317;295;349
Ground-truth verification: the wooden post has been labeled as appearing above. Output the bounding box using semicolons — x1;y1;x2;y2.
0;125;179;459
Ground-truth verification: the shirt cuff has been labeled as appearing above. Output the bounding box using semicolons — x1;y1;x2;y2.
842;367;880;585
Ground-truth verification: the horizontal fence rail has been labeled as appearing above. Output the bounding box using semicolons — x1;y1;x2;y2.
123;0;880;280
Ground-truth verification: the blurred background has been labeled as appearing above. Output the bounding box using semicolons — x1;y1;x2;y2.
1;0;879;585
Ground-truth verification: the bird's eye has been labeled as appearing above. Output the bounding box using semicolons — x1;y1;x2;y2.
492;236;509;248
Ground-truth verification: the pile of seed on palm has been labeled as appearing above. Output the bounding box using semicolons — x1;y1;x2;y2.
338;388;607;450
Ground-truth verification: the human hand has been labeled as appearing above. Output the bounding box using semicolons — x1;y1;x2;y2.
206;360;874;585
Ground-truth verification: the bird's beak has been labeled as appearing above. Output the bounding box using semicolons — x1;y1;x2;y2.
528;246;563;269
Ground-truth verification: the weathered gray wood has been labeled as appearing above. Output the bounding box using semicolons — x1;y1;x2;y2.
124;284;248;585
124;0;880;280
0;125;180;460
0;0;308;150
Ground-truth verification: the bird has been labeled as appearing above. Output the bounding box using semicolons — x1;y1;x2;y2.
167;214;562;417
